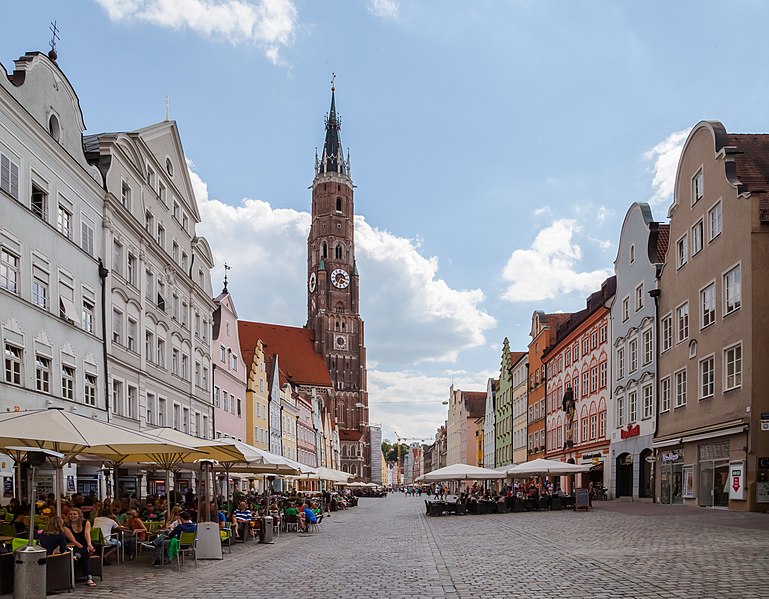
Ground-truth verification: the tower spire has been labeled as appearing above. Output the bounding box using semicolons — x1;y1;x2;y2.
321;73;345;175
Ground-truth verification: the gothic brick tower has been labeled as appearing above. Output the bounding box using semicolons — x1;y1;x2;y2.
306;81;370;480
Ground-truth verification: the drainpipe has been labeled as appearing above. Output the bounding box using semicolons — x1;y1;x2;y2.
98;258;110;421
649;285;661;503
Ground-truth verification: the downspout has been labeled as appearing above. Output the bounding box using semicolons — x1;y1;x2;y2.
98;259;110;421
211;364;217;437
649;285;661;504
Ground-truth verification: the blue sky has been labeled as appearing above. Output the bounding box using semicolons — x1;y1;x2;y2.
4;0;769;443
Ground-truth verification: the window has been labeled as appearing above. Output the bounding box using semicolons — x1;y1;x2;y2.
214;386;220;408
0;153;19;199
172;241;179;263
182;354;189;380
202;366;208;390
676;302;689;343
692;168;703;204
32;184;48;221
617;347;625;379
112;309;123;345
159;182;166;204
599;361;607;388
226;322;231;337
629;245;635;264
173;200;180;221
173;404;181;431
145;269;154;301
724;343;742;391
661;314;672;352
699;355;714;399
181;301;188;328
172;348;179;375
182;214;188;232
82;299;95;334
642;384;653;419
691;220;704;256
696;282;716;329
127;254;137;286
157;338;166;368
591;366;598;392
599;410;606;438
635;284;644;311
220;345;226;363
195;361;201;387
629;338;638;373
146;392;155;424
158;397;166;426
181;251;188;273
127;318;137;352
36;356;51;393
145;330;154;362
147;166;156;189
230;354;238;371
57;204;72;238
591;331;598;349
660;376;671;412
617;396;625;427
32;270;48;309
4;345;22;385
676;234;688;268
112;241;123;276
157;281;166;312
628;390;638;423
582;370;589;396
62;366;74;400
674;368;687;408
0;249;19;293
622;297;629;322
642;328;653;365
145;210;154;233
708;201;722;240
121;181;131;210
81;217;94;256
156;224;165;248
85;374;96;406
582;338;589;355
127;386;137;419
724;265;741;315
172;294;179;320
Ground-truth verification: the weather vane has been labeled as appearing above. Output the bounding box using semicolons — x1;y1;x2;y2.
331;72;335;92
223;262;231;292
48;20;60;60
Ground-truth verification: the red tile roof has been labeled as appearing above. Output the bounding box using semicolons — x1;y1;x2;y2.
655;224;670;264
727;134;769;194
238;321;332;388
463;391;487;419
339;429;363;441
509;351;527;366
545;312;573;330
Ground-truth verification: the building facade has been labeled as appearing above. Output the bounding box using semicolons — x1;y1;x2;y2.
609;203;667;499
543;277;614;491
446;386;485;466
655;121;769;512
305;85;370;479
511;353;529;466
483;377;497;468
212;283;247;441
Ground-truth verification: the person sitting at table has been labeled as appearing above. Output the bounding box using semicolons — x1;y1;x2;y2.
92;507;125;565
123;510;147;560
39;515;68;555
64;507;96;587
150;510;196;566
142;500;160;521
164;506;182;531
300;501;317;532
231;501;252;541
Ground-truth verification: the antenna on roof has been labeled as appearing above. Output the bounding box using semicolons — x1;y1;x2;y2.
223;262;231;293
48;20;60;62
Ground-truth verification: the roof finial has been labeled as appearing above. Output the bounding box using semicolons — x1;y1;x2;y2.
223;262;231;293
165;96;170;122
48;20;60;62
331;72;336;92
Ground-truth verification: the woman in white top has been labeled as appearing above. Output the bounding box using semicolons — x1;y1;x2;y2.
92;507;122;565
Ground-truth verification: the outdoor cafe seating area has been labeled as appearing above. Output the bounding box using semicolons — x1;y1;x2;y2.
425;492;577;517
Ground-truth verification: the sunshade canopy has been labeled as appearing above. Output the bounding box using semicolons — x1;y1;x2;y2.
506;458;593;476
417;463;506;482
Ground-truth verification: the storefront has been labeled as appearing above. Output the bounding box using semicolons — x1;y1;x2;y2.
659;449;684;504
697;441;730;508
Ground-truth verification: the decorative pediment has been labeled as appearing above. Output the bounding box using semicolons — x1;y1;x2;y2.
34;330;52;348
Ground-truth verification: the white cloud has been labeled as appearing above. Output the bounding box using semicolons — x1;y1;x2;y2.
644;128;691;208
369;0;399;19
500;219;612;302
596;206;609;224
589;237;613;251
95;0;297;65
533;205;552;217
191;162;496;366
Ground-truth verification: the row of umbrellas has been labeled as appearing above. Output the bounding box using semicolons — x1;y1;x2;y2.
416;459;592;482
0;408;352;515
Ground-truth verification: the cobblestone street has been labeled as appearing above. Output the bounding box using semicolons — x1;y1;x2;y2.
57;494;769;599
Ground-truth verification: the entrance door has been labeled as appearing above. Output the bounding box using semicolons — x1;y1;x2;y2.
638;449;652;498
616;453;633;497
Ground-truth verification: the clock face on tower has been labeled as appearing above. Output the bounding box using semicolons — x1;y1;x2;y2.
331;268;350;289
308;271;317;292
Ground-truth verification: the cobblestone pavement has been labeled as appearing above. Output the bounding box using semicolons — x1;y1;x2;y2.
43;494;769;599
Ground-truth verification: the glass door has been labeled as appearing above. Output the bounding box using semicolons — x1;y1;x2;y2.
698;462;713;507
714;462;730;507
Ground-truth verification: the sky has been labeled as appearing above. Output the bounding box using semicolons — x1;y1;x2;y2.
4;0;769;444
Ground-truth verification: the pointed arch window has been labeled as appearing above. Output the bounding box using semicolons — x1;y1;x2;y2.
322;242;327;259
336;197;343;213
335;244;343;260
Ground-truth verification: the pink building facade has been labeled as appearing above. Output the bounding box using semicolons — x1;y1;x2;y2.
212;287;247;440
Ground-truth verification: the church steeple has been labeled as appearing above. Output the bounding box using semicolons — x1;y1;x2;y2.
319;75;348;177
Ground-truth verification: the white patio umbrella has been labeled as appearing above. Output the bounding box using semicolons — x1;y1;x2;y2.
505;458;592;477
417;463;505;482
0;408;202;514
298;466;351;484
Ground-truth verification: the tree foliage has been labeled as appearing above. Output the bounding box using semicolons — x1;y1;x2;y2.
381;440;410;464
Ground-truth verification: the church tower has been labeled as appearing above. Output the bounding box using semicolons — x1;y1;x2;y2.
306;80;370;480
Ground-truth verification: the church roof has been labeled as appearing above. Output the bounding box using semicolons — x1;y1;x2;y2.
339;429;363;442
238;321;332;388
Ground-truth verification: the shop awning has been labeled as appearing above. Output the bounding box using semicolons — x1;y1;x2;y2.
682;425;747;444
652;438;682;449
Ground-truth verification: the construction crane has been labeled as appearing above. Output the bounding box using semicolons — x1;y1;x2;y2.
393;430;429;488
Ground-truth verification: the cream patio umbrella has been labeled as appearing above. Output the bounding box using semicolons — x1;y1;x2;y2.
0;408;202;515
416;463;506;482
505;458;592;477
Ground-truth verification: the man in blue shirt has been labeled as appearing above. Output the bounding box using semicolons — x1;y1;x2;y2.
301;502;317;532
232;501;253;541
151;511;196;566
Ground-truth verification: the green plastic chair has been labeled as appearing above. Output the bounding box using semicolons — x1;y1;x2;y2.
176;531;197;570
1;523;17;538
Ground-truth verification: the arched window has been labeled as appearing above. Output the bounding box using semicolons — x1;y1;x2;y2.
341;322;346;331
335;244;343;260
335;302;345;314
336;197;342;212
48;114;60;142
350;465;358;476
322;242;327;259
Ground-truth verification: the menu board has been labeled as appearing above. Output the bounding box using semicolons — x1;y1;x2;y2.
575;488;590;510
